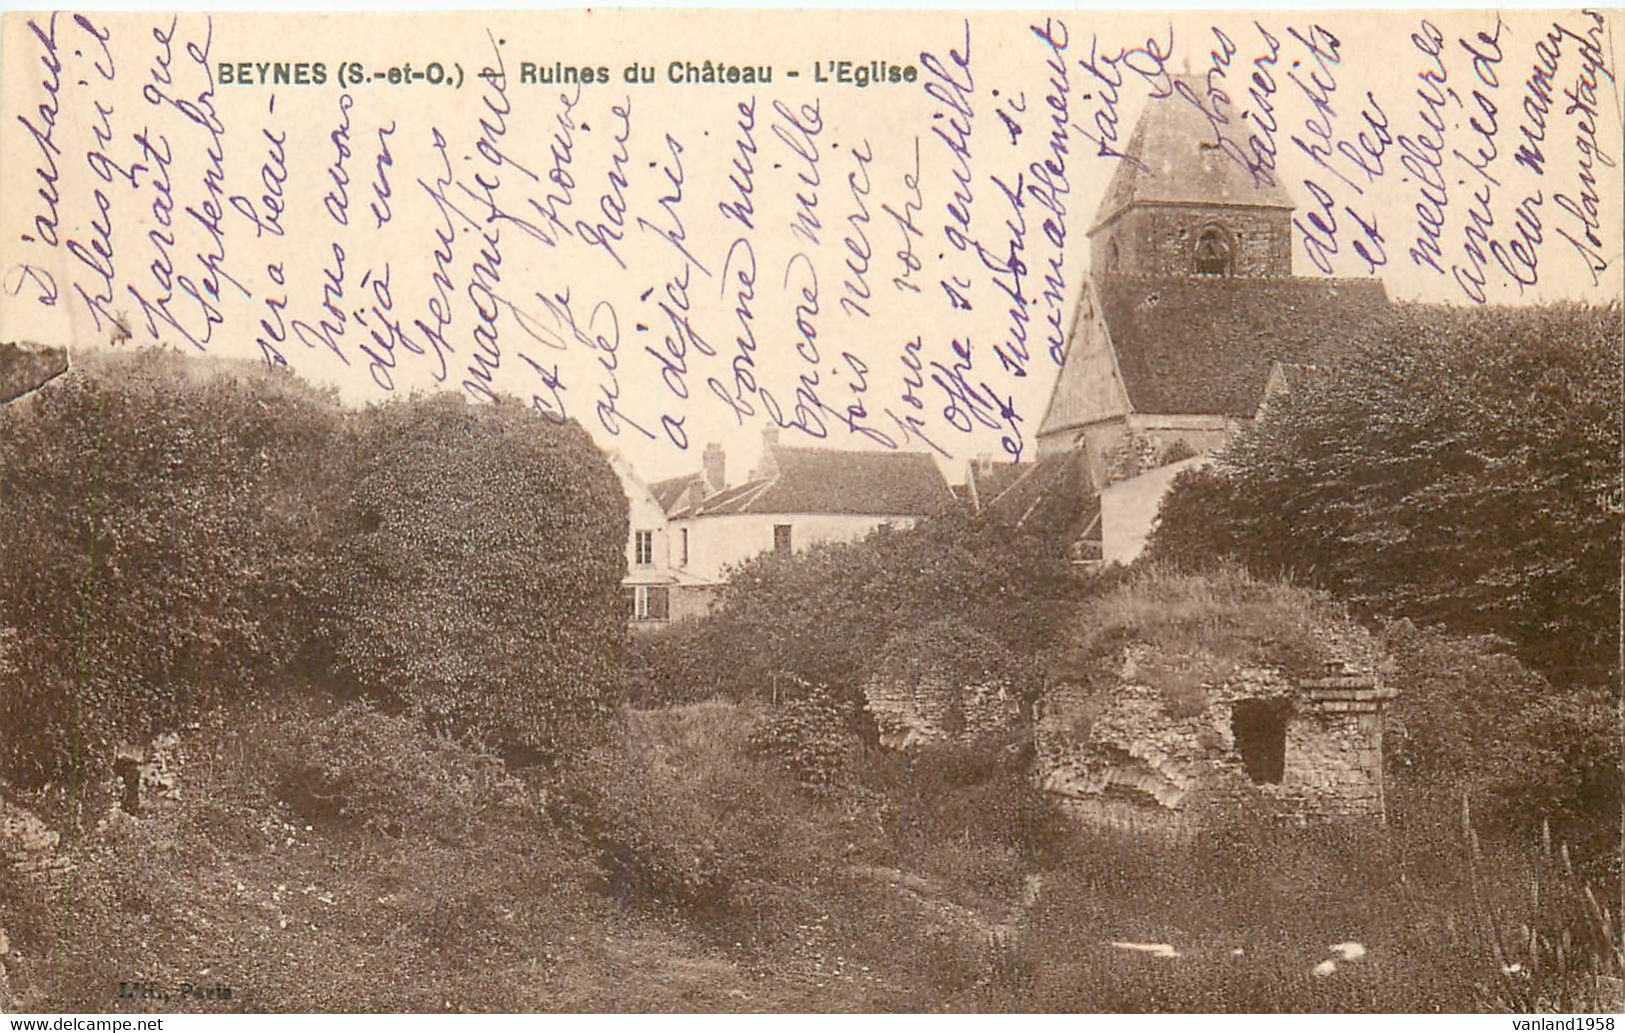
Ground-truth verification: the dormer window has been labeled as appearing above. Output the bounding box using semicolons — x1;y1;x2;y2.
1194;226;1234;276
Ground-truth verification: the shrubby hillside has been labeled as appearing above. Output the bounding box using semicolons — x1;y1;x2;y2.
631;504;1087;711
2;333;1618;1013
0;349;628;789
1149;302;1621;691
1147;302;1622;871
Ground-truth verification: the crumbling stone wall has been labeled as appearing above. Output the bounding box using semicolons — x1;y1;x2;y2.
113;732;183;814
1036;645;1394;834
866;673;1018;749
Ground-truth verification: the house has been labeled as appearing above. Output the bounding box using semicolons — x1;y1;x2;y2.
963;453;1103;566
632;428;954;622
1035;75;1392;562
608;452;720;631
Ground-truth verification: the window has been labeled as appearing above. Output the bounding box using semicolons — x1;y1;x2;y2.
773;524;793;554
634;530;653;566
1231;699;1290;784
646;587;669;620
1194;226;1234;276
627;586;671;621
1106;237;1121;272
679;528;689;567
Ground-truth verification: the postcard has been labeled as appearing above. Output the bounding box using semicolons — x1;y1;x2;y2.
0;7;1620;1017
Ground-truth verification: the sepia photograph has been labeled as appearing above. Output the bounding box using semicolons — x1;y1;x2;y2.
0;5;1620;1018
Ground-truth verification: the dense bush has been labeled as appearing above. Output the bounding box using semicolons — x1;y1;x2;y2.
1148;301;1621;692
638;508;1082;706
869;617;1029;713
866;729;1070;889
272;701;521;842
330;394;629;760
0;350;345;786
555;703;832;917
746;678;874;797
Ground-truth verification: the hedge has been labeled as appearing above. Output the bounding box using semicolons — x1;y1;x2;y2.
329;394;629;758
0;350;346;785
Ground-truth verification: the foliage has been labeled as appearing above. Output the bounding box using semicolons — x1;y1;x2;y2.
329;394;629;760
1148;301;1622;692
271;701;522;842
870;617;1022;701
1496;687;1620;878
1374;587;1616;877
1380;620;1549;801
554;702;833;918
1050;564;1376;715
0;350;346;787
7;698;599;1014
640;507;1081;706
746;679;873;797
627;620;724;707
865;729;1070;885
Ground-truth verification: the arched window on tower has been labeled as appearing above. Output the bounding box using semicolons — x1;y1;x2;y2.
1106;237;1121;273
1194;226;1234;276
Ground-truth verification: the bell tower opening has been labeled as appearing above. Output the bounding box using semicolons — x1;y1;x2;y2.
1194;225;1234;277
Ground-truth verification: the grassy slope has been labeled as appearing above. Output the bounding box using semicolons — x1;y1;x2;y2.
5;696;1617;1013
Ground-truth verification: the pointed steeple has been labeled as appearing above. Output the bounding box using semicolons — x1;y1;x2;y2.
1089;76;1296;279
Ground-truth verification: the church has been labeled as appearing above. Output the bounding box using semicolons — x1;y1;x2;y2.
1025;75;1393;564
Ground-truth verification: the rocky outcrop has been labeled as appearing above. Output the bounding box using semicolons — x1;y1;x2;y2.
0;342;68;403
1036;645;1396;835
866;673;1019;749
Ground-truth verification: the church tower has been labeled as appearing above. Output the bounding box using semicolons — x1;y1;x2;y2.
1090;76;1296;279
1034;73;1391;567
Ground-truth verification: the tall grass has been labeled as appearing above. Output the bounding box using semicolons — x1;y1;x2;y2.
987;793;1623;1013
1051;564;1380;717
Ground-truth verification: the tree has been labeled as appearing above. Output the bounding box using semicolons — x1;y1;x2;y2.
640;506;1082;707
329;394;629;759
1148;301;1622;692
0;349;346;785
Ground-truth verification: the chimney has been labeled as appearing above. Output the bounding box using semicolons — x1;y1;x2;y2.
752;426;781;481
702;442;726;491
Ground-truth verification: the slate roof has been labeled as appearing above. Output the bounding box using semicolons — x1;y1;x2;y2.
650;471;708;512
978;450;1101;537
1092;74;1294;232
1097;275;1392;417
671;445;953;518
966;460;1031;513
0;342;68;403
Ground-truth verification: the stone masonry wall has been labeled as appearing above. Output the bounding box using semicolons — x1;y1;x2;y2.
866;672;1019;749
1095;205;1293;279
1036;646;1393;834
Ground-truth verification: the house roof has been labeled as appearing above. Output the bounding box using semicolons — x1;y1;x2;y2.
0;342;68;403
672;445;954;518
966;460;1031;513
1096;275;1392;418
649;471;708;512
1092;75;1294;232
978;450;1099;534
